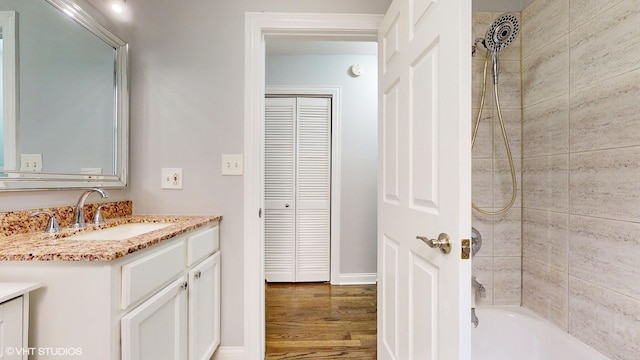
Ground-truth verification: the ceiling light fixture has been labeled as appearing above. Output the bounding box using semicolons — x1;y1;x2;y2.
104;0;125;14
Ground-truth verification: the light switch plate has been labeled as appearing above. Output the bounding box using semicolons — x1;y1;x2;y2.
161;168;183;189
221;154;243;176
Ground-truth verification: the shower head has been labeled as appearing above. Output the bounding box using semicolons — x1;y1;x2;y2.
484;13;519;52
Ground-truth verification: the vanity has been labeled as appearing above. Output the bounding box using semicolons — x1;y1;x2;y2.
0;215;222;360
0;282;40;360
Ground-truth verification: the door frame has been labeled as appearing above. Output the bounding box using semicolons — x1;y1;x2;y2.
266;86;341;284
244;12;382;358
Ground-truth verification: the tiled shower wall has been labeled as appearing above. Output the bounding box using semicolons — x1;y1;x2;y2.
471;12;522;306
521;0;640;359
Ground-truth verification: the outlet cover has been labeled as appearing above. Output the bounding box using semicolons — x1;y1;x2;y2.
20;154;43;172
161;168;183;189
221;154;243;176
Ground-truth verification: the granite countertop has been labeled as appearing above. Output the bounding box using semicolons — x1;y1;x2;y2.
0;215;221;262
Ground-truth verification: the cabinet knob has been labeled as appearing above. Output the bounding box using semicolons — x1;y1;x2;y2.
195;270;202;279
180;281;188;291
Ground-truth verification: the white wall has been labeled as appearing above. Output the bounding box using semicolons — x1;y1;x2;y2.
266;54;378;277
128;0;391;348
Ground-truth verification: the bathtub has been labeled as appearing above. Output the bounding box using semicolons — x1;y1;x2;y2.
472;307;610;360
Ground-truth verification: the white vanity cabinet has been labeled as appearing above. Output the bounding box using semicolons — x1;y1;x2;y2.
0;283;40;360
121;278;189;360
121;224;221;360
188;252;221;360
0;221;220;360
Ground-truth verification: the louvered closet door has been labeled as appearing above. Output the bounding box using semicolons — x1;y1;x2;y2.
295;97;331;282
264;96;331;283
264;97;296;282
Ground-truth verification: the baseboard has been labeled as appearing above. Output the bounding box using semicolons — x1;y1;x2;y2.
212;346;246;360
332;272;377;285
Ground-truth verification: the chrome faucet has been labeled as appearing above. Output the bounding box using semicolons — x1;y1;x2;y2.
472;276;486;299
72;188;110;229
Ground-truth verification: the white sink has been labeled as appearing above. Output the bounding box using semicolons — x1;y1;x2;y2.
65;223;173;241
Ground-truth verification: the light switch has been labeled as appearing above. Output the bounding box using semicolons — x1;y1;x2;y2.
221;154;243;176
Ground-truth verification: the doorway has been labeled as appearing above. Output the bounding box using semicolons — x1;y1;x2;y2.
244;13;382;357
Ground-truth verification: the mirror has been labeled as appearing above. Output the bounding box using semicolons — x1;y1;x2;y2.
0;0;128;190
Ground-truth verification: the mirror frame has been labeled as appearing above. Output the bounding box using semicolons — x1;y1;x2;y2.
0;0;129;191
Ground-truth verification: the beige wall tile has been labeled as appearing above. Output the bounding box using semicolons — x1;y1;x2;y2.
569;215;640;299
523;258;569;330
473;256;494;306
570;147;640;222
472;211;494;257
523;155;569;212
522;0;569;58
473;12;494;43
569;1;640;91
569;0;623;30
523;95;569;157
494;257;522;305
493;207;521;257
493;108;521;160
472;108;493;159
472;59;495;110
522;35;569;107
523;208;568;271
569;276;640;360
493;157;521;209
472;159;493;208
570;68;640;152
493;60;521;109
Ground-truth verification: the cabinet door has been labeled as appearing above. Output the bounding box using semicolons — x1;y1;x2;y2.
122;278;188;360
0;297;24;360
188;252;220;360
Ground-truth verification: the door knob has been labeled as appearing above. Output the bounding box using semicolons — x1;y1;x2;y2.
416;233;452;254
285;203;290;208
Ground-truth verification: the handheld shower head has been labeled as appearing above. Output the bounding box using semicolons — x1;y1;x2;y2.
484;13;519;84
484;13;519;53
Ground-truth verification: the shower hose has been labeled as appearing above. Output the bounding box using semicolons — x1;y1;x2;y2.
471;51;517;216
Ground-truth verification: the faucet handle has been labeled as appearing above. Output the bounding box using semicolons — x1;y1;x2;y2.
31;211;61;234
93;205;106;225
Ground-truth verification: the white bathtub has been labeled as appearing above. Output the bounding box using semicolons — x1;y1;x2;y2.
472;307;610;360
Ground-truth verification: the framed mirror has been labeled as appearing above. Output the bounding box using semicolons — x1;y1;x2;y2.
0;0;128;191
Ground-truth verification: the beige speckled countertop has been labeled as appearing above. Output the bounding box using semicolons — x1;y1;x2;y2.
0;215;221;262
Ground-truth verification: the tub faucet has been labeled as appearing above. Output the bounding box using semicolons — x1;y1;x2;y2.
72;188;109;229
471;308;479;328
472;276;486;299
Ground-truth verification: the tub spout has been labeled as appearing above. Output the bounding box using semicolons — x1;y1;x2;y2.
472;276;486;299
471;307;479;328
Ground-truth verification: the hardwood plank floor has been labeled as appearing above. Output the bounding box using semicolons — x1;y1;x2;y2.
265;283;377;359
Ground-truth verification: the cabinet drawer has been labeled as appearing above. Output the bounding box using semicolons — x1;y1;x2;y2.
121;240;186;309
187;226;219;266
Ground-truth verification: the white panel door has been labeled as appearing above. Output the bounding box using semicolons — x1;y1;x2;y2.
378;0;472;359
264;97;297;282
0;296;23;360
295;97;331;282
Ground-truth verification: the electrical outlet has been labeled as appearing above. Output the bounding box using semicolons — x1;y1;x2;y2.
20;154;43;172
221;154;243;176
161;168;183;189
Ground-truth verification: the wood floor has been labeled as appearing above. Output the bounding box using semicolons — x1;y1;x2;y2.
265;282;377;359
